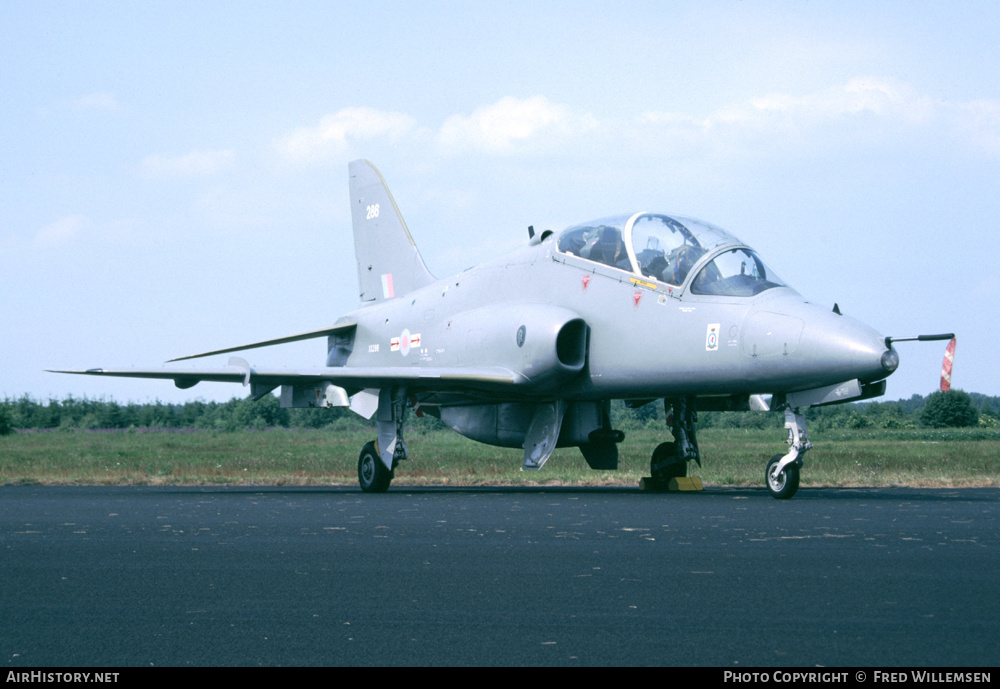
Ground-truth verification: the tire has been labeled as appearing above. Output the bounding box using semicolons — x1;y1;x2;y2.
765;453;800;500
358;441;392;493
651;442;687;482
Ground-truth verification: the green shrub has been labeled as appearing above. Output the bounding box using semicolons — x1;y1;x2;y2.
920;390;979;428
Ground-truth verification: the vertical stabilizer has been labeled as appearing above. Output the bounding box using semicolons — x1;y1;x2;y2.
349;160;436;302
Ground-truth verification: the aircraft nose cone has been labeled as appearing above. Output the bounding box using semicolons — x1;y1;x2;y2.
800;306;895;384
743;298;894;390
881;347;900;375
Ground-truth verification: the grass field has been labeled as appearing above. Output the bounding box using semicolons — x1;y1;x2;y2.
2;425;998;488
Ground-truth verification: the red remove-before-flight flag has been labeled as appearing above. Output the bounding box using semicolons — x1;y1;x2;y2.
940;338;956;391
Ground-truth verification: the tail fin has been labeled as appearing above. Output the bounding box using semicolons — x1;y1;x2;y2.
349;159;435;303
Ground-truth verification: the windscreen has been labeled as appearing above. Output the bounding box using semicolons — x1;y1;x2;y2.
690;248;786;297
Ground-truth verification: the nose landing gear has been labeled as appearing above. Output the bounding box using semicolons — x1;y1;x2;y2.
765;408;810;499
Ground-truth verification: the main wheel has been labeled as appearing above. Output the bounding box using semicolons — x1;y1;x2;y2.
765;454;800;500
358;441;392;493
651;441;687;483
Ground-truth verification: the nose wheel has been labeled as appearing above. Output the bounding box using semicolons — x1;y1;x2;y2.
765;407;810;499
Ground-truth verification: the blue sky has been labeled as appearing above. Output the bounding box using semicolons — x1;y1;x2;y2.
3;1;998;404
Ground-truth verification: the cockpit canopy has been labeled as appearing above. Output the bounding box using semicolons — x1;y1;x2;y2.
556;212;787;297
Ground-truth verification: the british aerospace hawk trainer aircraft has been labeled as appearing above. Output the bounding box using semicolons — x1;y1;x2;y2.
55;160;953;498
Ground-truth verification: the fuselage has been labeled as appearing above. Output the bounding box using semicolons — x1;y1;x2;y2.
333;212;896;405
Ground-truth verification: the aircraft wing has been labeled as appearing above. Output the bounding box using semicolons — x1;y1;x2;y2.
49;317;524;403
49;362;524;396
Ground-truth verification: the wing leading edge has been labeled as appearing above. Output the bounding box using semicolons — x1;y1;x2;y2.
49;363;523;395
166;322;359;362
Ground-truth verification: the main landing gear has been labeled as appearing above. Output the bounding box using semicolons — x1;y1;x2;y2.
648;397;700;488
357;388;409;493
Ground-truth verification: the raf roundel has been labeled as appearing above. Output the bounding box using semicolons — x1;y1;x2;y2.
516;325;526;348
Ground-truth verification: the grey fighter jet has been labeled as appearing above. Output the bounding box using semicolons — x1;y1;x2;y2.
54;160;953;498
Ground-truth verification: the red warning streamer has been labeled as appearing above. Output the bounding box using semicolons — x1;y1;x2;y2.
940;338;956;392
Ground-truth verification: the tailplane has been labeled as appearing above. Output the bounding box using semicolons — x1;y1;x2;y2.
349;159;435;302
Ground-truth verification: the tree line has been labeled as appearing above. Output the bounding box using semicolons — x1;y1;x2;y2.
0;389;995;436
0;394;366;435
606;390;995;431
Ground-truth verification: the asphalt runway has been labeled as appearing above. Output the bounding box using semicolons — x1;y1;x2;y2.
2;485;997;667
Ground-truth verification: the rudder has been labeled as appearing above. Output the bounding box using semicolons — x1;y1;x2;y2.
349;159;436;302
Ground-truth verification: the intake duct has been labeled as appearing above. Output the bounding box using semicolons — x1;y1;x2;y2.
512;305;587;386
454;303;588;388
555;318;588;371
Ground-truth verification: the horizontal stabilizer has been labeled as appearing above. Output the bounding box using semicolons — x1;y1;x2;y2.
167;322;357;362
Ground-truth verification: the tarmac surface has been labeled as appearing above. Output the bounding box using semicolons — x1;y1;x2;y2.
2;484;997;667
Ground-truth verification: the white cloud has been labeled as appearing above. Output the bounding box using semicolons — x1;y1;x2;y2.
74;92;119;111
747;77;934;125
650;77;936;135
275;107;416;164
279;82;1000;173
438;96;597;154
140;149;236;177
35;215;84;247
636;77;1000;158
